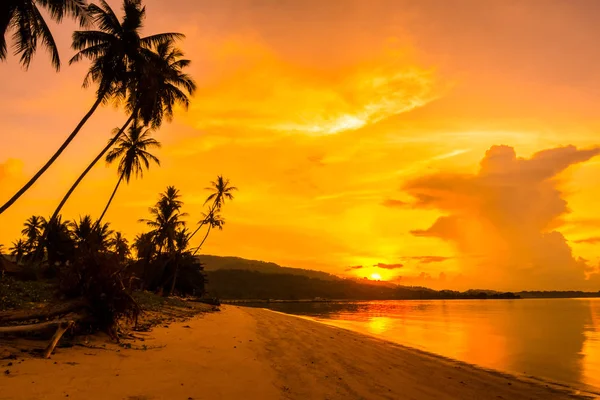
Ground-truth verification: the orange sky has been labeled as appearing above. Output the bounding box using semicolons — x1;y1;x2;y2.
2;0;600;291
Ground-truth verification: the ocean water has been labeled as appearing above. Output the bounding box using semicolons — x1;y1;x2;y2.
247;299;600;392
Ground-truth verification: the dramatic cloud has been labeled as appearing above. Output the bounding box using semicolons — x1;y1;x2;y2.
573;237;600;245
374;263;404;270
402;256;452;264
381;199;409;208
405;145;600;290
188;38;440;135
345;265;364;271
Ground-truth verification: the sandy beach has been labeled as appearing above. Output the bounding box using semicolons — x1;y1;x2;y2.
0;305;593;400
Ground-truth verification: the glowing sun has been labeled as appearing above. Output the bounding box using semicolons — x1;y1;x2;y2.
370;273;382;281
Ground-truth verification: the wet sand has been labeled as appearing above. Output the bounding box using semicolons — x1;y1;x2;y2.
0;306;592;399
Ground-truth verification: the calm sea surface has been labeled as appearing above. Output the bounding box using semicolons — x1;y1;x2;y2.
247;299;600;392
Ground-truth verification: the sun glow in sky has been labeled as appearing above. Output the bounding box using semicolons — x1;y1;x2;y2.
2;0;600;291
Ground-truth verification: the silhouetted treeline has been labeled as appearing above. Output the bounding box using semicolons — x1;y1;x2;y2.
517;291;600;298
206;270;520;300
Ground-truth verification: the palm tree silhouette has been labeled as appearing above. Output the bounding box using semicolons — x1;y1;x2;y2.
21;215;46;250
111;231;130;261
1;0;89;70
10;239;28;263
189;176;237;241
71;215;113;252
205;176;237;211
0;0;182;215
97;120;161;225
40;215;74;266
49;36;195;226
133;231;155;261
132;40;196;128
142;186;186;254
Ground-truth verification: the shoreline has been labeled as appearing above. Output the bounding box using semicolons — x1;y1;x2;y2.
222;296;600;304
261;307;598;398
1;305;595;399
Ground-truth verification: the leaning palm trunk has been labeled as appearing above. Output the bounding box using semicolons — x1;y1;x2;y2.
188;200;218;241
49;112;137;224
96;171;126;227
191;223;212;256
0;96;105;215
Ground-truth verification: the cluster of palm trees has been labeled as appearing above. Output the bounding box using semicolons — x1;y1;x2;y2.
133;177;236;295
1;1;238;299
7;214;119;264
4;176;236;295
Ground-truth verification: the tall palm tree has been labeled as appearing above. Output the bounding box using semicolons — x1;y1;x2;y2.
21;215;46;250
49;36;195;225
0;0;182;215
142;186;186;254
205;175;237;211
10;239;28;263
169;226;190;295
189;176;237;240
131;39;196;128
1;0;89;70
97;120;160;225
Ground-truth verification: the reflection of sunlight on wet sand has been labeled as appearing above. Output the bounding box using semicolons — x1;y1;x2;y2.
581;299;600;389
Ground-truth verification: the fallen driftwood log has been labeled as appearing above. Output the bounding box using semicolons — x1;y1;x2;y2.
43;320;76;359
0;313;84;358
0;299;88;324
0;313;84;335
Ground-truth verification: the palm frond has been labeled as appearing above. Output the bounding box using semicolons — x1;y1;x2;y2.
31;4;60;70
141;32;185;48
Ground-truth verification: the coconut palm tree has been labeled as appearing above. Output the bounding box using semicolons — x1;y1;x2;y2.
131;39;196;129
70;215;94;243
71;215;112;252
1;0;89;70
0;0;182;216
142;186;186;254
133;231;155;261
21;215;46;249
97;120;160;225
205;175;237;211
111;231;130;261
189;176;236;240
49;36;195;226
10;239;28;263
40;215;74;266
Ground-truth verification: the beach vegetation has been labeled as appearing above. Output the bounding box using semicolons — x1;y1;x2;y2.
0;0;231;343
